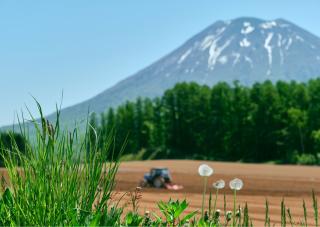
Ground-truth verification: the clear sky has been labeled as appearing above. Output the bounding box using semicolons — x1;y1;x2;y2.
1;0;319;126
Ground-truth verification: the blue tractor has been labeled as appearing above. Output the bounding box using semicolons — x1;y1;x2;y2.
141;168;172;188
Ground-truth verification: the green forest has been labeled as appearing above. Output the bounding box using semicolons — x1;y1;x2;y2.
88;79;320;165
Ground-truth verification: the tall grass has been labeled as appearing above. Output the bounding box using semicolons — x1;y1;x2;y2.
0;102;123;225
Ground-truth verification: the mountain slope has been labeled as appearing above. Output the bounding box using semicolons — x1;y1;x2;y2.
3;17;320;128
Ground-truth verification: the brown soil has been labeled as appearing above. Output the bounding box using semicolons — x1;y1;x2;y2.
116;160;320;226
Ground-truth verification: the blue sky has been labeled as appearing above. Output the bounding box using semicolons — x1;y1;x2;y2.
0;0;319;126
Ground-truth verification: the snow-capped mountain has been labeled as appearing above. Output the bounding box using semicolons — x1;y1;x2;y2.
3;17;320;128
166;17;320;84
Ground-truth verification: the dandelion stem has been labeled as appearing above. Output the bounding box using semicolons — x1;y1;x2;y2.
213;188;219;214
233;189;237;227
209;190;212;219
201;176;208;218
224;192;227;224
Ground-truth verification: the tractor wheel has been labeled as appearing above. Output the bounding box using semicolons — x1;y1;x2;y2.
153;176;164;188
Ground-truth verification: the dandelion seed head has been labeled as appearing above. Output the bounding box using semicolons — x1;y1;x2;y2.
229;178;244;190
198;164;214;177
213;179;225;189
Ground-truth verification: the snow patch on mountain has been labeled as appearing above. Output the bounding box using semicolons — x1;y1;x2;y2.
178;49;192;64
261;21;277;29
201;35;215;50
200;27;226;51
218;55;228;64
208;38;232;69
277;34;284;64
241;22;255;34
286;38;293;50
264;33;274;66
295;35;304;42
240;38;251;47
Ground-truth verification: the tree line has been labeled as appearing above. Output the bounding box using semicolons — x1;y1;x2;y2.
87;79;320;164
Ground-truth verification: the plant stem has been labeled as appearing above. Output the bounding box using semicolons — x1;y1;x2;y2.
224;192;227;225
209;190;212;219
265;199;270;227
312;190;318;227
213;189;219;214
201;176;208;218
287;208;294;227
303;199;307;227
281;198;286;227
233;189;236;227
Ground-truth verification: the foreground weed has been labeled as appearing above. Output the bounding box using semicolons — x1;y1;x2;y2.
128;186;142;213
157;199;197;226
0;102;123;226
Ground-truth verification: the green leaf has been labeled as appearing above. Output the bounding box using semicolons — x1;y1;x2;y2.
125;212;133;225
180;210;198;225
174;199;188;218
89;213;101;227
2;188;13;208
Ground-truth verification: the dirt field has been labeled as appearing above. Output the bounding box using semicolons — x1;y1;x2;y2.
0;160;319;225
116;160;320;226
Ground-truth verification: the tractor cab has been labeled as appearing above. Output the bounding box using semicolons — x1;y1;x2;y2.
141;167;183;190
144;168;171;188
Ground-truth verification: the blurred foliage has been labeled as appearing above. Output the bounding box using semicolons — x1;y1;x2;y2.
0;132;27;167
